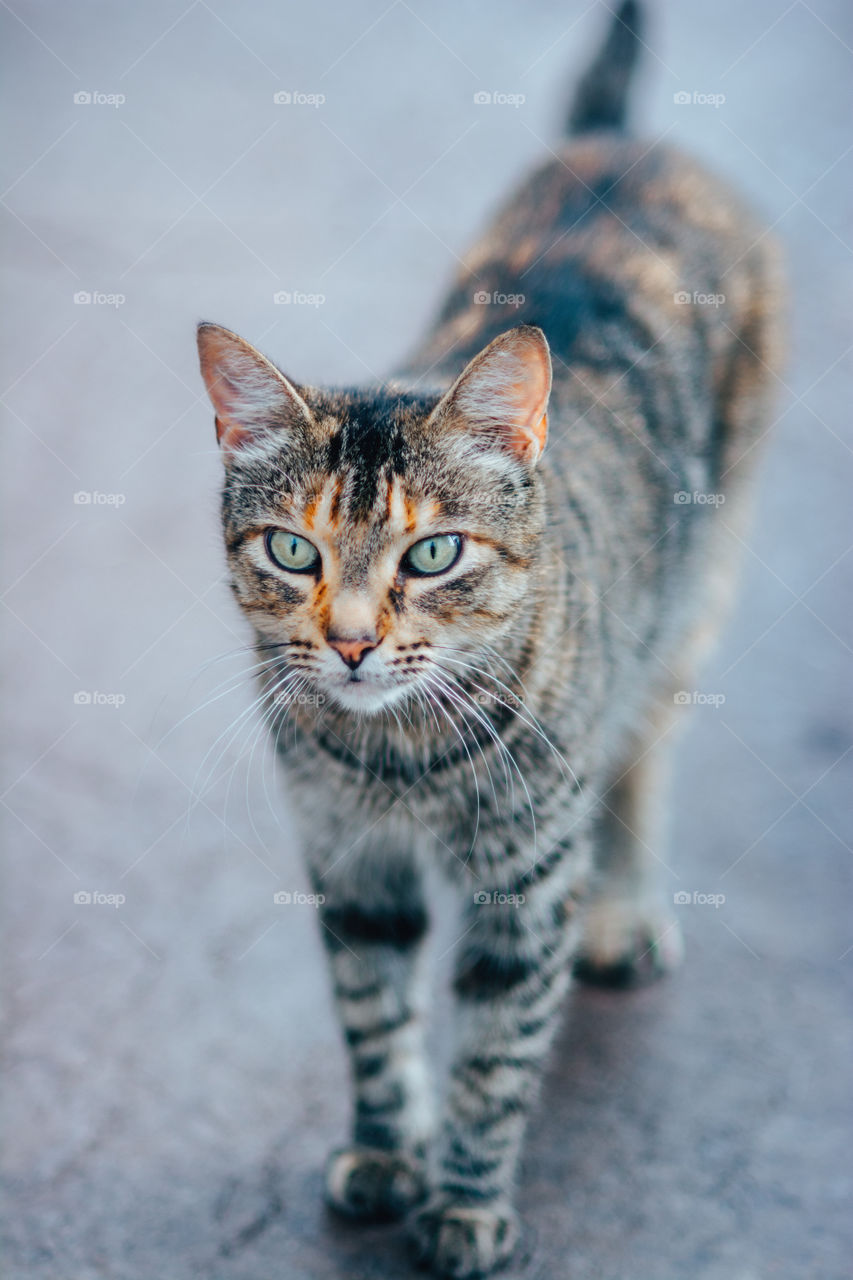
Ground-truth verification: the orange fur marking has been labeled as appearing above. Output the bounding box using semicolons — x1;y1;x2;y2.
302;494;319;531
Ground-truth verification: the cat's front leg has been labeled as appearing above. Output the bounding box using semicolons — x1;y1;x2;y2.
409;848;584;1278
312;852;434;1223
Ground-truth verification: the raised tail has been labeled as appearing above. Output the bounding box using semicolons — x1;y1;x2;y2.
566;0;644;135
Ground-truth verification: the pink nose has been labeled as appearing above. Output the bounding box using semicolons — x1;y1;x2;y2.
327;637;377;670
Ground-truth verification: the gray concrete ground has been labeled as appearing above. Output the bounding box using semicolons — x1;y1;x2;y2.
2;2;852;1277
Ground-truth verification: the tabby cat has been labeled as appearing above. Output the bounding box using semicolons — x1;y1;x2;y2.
196;3;782;1275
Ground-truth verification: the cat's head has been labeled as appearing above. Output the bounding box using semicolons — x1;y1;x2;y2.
197;322;551;716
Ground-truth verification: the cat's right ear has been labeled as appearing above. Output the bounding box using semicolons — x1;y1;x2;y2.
196;323;314;459
427;325;552;466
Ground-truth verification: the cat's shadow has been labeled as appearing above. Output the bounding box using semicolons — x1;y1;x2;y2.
515;980;677;1277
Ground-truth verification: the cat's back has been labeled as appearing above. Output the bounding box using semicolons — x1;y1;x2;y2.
409;134;781;383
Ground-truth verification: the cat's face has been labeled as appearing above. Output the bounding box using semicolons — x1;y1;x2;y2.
198;324;551;716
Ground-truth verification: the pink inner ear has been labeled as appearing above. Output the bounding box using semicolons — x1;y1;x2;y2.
197;323;312;457
214;413;253;451
206;365;257;454
206;362;257;448
509;359;550;458
506;366;549;424
450;328;552;462
198;330;264;452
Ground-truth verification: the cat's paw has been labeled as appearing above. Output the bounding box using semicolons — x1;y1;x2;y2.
325;1146;427;1223
574;898;684;988
407;1195;519;1278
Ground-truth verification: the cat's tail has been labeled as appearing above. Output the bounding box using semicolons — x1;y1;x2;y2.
565;0;643;135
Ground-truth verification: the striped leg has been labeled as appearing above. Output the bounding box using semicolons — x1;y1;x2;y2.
316;857;433;1222
409;865;582;1278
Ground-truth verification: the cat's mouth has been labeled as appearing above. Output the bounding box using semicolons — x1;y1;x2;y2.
324;668;412;716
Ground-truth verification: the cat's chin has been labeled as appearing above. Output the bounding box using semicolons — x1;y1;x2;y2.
326;681;408;717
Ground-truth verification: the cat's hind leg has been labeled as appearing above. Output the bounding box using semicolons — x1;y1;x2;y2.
574;720;684;988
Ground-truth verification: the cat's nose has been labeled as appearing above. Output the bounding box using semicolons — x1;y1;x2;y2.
327;636;378;670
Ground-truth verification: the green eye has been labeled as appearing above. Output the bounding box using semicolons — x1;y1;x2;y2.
403;534;462;576
266;529;320;573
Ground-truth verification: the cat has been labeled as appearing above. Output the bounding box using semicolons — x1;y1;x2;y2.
196;3;783;1276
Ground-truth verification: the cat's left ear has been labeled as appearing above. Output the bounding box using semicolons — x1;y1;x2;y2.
429;325;552;465
197;322;314;459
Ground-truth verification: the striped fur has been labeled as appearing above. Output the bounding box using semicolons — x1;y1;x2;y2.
196;5;783;1275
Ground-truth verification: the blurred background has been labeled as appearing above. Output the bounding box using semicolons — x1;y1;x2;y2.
2;2;851;1277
